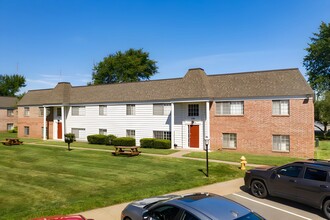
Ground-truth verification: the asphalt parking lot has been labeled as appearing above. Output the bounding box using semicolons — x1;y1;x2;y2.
227;189;326;220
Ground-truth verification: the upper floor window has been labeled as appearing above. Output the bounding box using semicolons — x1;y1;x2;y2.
126;104;135;115
39;107;44;117
153;131;171;140
188;104;199;116
126;129;135;138
272;100;289;115
72;106;85;116
222;133;237;149
7;109;14;117
216;101;244;115
24;107;30;117
273;135;290;152
153;104;171;115
99;105;107;116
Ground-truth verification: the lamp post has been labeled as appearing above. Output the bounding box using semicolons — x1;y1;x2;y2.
204;136;210;177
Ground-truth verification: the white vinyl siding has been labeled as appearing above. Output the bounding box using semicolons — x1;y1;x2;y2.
153;131;171;140
153;104;171;115
273;135;290;152
216;101;243;115
272;100;289;115
99;105;107;116
126;104;135;115
72;128;86;139
72;106;85;116
222;133;237;149
126;130;135;138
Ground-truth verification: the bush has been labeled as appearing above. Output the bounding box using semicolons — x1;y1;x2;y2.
112;137;136;146
8;126;17;133
140;138;171;149
87;134;107;145
64;133;76;143
105;134;117;145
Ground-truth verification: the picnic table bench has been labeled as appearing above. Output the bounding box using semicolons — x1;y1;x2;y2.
1;138;23;146
112;146;141;156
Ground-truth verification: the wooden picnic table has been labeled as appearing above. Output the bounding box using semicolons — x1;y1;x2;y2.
1;138;23;146
112;146;141;156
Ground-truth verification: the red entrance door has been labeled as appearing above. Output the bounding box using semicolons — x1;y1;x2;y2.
57;122;62;139
189;125;199;148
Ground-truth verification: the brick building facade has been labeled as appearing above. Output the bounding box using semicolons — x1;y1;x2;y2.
0;97;18;132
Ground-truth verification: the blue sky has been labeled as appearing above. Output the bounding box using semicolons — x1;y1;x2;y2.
1;0;330;93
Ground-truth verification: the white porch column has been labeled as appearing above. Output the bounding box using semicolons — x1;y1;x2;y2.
43;107;47;140
171;102;175;149
61;106;65;140
206;101;210;148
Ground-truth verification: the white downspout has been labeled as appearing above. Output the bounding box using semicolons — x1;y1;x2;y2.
61;106;65;140
43;107;47;140
171;102;175;149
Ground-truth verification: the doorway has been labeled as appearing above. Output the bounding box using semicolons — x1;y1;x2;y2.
189;125;199;148
57;122;62;139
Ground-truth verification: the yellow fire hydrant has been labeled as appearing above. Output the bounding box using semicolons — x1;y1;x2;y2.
240;156;247;170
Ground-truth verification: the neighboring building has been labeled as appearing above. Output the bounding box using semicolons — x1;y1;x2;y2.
17;68;314;158
0;96;18;132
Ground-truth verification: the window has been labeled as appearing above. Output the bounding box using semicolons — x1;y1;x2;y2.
272;100;289;115
57;108;62;117
277;165;302;178
39;107;44;117
153;104;171;115
304;168;327;182
182;211;200;220
24;126;30;136
153;131;171;140
216;101;244;115
99;105;107;116
222;133;237;149
99;129;107;135
7;123;14;131
71;128;86;139
7;109;14;117
188;104;199;116
24;107;30;116
126;130;135;138
273;135;290;152
149;205;180;220
126;104;135;115
72;106;85;116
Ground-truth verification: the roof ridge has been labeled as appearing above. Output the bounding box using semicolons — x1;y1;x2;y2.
208;68;299;77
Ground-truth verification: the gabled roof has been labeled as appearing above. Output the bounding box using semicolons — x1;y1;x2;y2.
0;96;18;108
17;68;314;106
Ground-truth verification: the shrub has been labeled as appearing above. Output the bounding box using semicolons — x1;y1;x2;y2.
105;134;117;145
140;138;155;148
87;134;107;145
112;137;136;146
64;133;76;143
8;126;17;133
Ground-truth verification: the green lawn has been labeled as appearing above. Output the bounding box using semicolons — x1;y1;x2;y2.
315;140;330;159
0;144;244;220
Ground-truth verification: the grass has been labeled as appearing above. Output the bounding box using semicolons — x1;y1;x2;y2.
0;143;244;220
315;140;330;159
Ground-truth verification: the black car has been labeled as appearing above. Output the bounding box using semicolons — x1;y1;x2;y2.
121;192;264;220
244;160;330;219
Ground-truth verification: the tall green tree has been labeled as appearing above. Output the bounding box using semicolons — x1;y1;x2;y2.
90;48;158;85
314;91;330;138
0;74;26;96
303;21;330;97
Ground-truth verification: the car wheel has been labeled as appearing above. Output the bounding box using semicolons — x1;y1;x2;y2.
323;199;330;219
251;180;268;198
124;217;132;220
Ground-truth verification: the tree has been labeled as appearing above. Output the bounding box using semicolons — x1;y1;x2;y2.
90;48;158;85
303;22;330;97
314;91;330;138
0;74;26;96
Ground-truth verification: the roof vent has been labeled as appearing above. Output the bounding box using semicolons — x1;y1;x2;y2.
188;68;204;71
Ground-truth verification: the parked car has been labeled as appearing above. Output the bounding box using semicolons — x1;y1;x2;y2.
32;214;93;220
244;160;330;219
121;192;264;220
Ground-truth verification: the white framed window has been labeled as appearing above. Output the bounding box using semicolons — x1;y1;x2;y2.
7;109;14;117
99;129;107;135
126;104;135;115
24;126;30;135
7;123;14;131
216;101;244;115
99;105;107;116
153;131;171;140
153;104;171;115
273;135;290;152
24;107;30;117
188;104;199;116
38;107;44;117
126;130;135;138
272;100;289;115
222;133;237;149
71;128;86;139
72;106;85;116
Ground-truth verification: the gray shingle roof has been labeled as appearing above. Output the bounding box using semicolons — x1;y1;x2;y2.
17;68;314;106
0;96;18;108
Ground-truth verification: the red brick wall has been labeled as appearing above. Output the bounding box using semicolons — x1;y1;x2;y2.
17;107;54;139
0;109;17;131
210;99;315;158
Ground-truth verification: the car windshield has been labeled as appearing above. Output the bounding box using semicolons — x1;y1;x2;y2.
236;212;264;220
